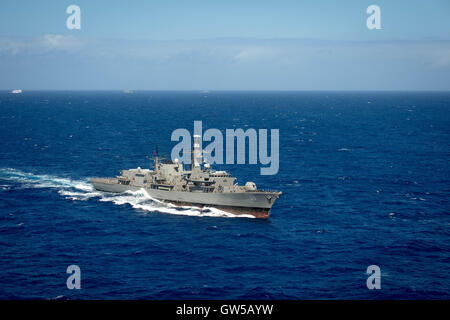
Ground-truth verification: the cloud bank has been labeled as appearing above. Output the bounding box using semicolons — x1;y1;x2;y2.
0;35;449;90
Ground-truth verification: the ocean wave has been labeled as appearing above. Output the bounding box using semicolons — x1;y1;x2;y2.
0;168;253;219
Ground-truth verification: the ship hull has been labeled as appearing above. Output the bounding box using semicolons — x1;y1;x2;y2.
90;178;279;218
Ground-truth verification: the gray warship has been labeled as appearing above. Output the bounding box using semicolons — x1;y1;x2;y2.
91;135;281;218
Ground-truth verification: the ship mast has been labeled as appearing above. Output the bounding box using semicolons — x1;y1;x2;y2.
154;144;159;173
191;134;202;172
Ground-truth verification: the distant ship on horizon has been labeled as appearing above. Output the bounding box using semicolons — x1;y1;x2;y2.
11;89;22;94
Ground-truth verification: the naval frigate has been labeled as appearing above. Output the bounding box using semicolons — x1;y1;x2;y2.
90;135;282;218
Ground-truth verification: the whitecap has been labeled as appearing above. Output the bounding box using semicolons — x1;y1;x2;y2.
0;168;92;191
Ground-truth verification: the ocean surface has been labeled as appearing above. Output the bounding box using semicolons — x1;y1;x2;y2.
0;91;449;299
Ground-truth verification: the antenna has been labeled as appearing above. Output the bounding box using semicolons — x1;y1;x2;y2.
150;144;159;172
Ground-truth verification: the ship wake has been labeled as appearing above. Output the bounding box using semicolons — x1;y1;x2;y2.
0;168;254;219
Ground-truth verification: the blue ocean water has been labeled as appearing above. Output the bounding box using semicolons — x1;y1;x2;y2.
0;91;449;299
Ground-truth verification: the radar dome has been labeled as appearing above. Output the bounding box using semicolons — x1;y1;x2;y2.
245;182;257;191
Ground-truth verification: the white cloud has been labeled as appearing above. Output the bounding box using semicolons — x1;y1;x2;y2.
0;34;83;55
0;39;26;55
40;34;83;51
233;46;279;62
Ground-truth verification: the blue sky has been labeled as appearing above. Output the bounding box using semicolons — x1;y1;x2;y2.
0;0;449;90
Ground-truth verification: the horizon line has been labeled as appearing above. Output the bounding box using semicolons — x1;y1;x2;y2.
1;89;450;93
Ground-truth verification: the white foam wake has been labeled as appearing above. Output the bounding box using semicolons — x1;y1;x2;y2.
99;189;255;218
0;168;254;219
0;168;93;191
